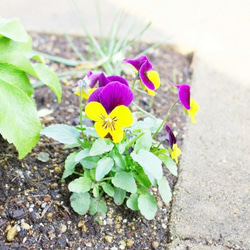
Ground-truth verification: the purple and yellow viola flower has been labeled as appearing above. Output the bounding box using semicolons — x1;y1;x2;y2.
85;81;133;143
165;124;181;163
123;55;160;96
171;82;200;123
74;71;101;99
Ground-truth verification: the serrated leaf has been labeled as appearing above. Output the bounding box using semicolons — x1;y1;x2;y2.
62;151;78;180
0;37;35;75
138;193;157;220
0;63;33;96
32;63;62;102
113;187;126;205
95;156;114;181
68;176;92;193
134;129;152;153
0;37;61;102
126;193;139;211
70;192;90;215
89;138;114;156
100;182;115;197
0;17;29;42
158;176;172;203
90;198;107;217
131;149;163;183
0;79;41;159
112;172;137;193
40;124;80;145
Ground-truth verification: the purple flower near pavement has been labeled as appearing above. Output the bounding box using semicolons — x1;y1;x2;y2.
171;82;191;110
88;81;133;114
123;55;156;90
165;124;177;149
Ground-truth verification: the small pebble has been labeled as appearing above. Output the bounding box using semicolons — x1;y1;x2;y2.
50;183;58;189
21;222;31;230
126;239;134;247
6;226;18;242
105;235;113;243
151;241;159;249
61;224;67;233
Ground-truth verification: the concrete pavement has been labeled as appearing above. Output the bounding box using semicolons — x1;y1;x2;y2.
1;0;250;249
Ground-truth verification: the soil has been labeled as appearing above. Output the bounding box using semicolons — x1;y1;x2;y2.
0;32;192;249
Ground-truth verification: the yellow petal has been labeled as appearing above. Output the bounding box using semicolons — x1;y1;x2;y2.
188;98;200;123
94;121;110;139
147;70;160;89
145;87;156;96
110;126;124;143
74;87;89;100
171;144;181;163
110;105;133;127
85;102;107;122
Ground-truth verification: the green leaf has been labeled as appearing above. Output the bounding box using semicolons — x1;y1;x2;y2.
40;124;80;145
131;149;163;183
159;155;178;176
134;129;152;153
0;37;35;74
126;193;139;211
80;156;99;169
134;168;151;188
0;17;29;42
32;63;62;102
112;172;137;193
62;151;78;180
100;182;115;197
95;156;114;181
113;187;126;205
0;63;33;96
75;148;90;162
90;138;114;156
90;198;107;218
138;193;157;220
92;185;99;198
70;192;90;215
0;79;41;159
0;37;62;102
158;176;172;204
68;176;92;193
131;117;163;133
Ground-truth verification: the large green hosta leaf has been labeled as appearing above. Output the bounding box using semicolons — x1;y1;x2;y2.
0;37;61;102
0;17;29;42
0;79;41;159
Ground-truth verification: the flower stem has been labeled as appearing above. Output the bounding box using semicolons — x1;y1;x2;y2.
125;131;145;151
79;86;85;142
149;96;155;108
132;101;157;120
152;99;179;139
131;74;139;90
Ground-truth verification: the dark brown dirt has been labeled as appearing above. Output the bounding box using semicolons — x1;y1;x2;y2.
0;32;192;249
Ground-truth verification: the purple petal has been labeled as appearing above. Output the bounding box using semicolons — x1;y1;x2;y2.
179;85;191;110
88;88;103;103
99;82;133;114
86;71;102;88
165;124;177;149
106;75;129;87
98;73;109;87
124;55;152;71
139;61;155;90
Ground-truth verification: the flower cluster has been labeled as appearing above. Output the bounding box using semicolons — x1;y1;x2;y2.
41;55;199;220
